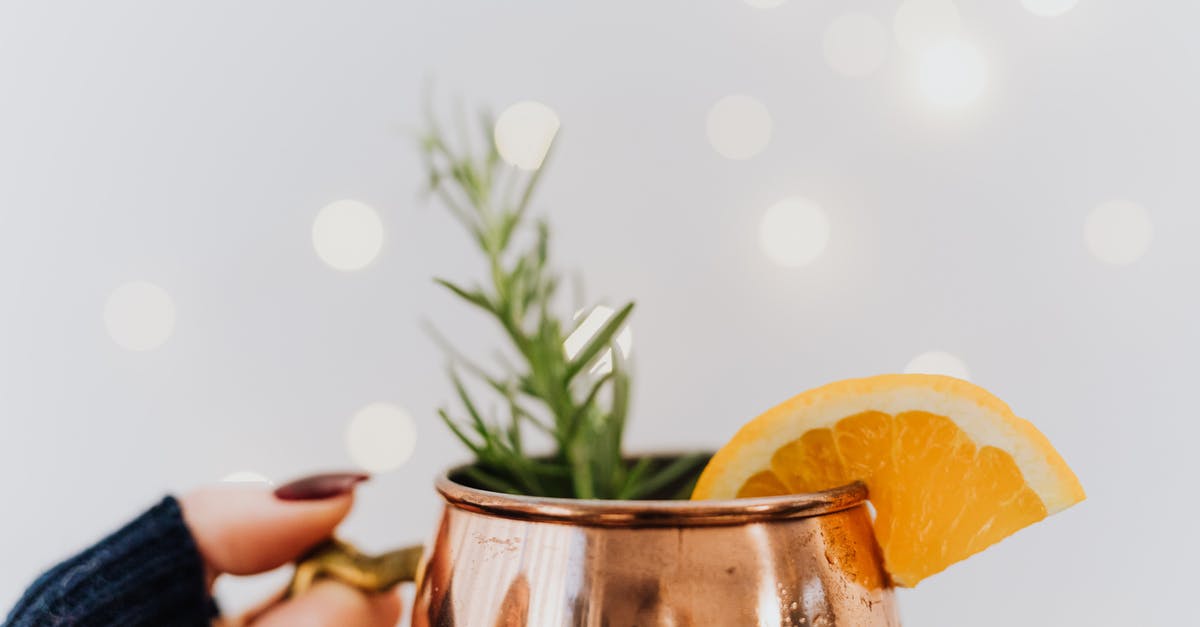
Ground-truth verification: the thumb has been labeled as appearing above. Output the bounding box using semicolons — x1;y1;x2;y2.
180;472;369;586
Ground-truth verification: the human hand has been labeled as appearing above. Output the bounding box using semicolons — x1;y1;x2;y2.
181;473;401;627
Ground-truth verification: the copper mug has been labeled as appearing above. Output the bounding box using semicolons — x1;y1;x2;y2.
291;455;900;626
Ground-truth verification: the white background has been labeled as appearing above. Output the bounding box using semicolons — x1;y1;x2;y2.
1;1;1196;625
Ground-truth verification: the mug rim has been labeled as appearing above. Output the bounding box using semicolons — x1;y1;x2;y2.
435;459;867;528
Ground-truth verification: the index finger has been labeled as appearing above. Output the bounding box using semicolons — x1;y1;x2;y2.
181;473;367;586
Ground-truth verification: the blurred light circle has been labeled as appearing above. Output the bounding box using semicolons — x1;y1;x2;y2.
346;403;417;473
743;0;786;7
1085;200;1153;265
905;350;971;381
893;0;962;52
222;471;273;485
565;305;633;376
104;281;176;351
706;95;773;160
1021;0;1079;17
494;100;560;171
823;13;889;78
759;198;831;268
916;39;986;109
312;199;384;271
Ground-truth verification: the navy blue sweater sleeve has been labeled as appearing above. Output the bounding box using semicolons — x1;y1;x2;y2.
4;496;216;627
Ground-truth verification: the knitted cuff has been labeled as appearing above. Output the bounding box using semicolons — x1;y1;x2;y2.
4;496;216;627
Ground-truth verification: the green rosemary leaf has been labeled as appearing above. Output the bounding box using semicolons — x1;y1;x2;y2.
423;321;512;397
430;178;479;237
507;396;556;438
569;371;616;429
462;465;523;494
569;436;596;499
622;453;709;500
589;411;619;497
513;142;553;226
527;459;572;477
564;302;634;380
535;220;550;266
605;363;631;494
433;277;492;313
516;376;539;399
489;261;510;311
517;259;542;315
507;258;529;320
438;408;483;457
506;408;523;453
508;454;547;495
497;210;522;253
617;456;654;499
670;470;702;501
449;370;489;438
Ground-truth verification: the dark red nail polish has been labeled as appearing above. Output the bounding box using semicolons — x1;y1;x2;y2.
274;472;369;501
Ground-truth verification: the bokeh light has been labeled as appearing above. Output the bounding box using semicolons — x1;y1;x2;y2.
893;0;962;52
1021;0;1080;17
221;471;273;485
706;95;773;160
564;305;633;375
1085;200;1153;265
312;199;384;271
916;39;986;109
494;100;560;171
104;281;176;351
759;198;831;268
345;402;418;473
905;350;971;381
823;13;889;78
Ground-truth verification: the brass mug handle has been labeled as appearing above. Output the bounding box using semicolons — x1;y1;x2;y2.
287;539;425;598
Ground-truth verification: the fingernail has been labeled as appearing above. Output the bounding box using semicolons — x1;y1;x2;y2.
274;472;369;501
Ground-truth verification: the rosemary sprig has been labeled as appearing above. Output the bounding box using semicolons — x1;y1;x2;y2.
420;105;705;499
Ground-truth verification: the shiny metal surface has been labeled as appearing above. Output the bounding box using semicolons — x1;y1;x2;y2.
287;539;423;597
410;463;899;626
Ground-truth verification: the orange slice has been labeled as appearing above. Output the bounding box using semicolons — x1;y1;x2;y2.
692;374;1085;586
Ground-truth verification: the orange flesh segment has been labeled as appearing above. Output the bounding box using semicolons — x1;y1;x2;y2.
734;409;1048;586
